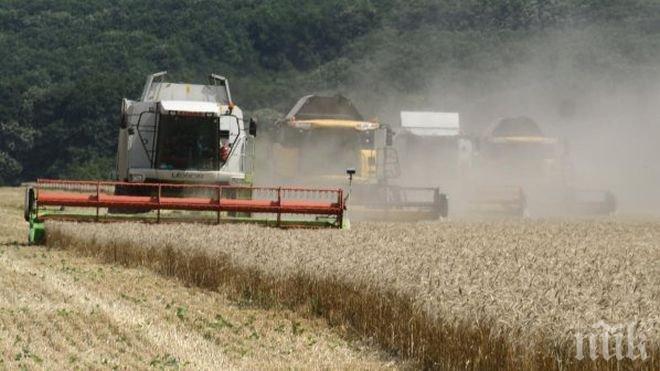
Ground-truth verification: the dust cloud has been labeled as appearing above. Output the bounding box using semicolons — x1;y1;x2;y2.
339;28;660;216
256;28;660;216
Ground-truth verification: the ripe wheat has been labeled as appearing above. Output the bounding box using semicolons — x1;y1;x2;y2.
47;220;659;369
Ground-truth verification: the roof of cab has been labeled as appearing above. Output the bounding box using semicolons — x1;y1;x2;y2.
400;111;460;137
159;100;225;115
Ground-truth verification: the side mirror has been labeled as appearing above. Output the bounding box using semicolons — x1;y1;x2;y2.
386;127;394;146
249;118;258;137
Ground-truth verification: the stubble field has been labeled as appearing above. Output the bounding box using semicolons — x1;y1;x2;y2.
0;187;398;370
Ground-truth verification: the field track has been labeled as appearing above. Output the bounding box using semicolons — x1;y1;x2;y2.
0;188;397;369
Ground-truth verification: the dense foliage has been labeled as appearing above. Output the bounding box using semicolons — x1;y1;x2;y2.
0;0;658;183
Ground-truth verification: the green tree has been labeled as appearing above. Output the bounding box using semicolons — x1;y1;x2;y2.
0;121;36;184
0;0;657;184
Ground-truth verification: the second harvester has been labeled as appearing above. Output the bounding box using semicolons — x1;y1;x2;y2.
271;95;448;221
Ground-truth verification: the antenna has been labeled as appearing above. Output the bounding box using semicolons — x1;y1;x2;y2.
345;167;356;205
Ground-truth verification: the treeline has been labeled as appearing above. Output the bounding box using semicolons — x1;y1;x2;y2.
0;0;658;184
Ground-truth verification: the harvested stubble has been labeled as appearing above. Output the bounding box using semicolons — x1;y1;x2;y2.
2;187;400;369
48;220;659;369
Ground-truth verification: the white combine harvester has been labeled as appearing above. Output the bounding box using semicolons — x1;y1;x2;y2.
24;72;346;244
395;111;471;216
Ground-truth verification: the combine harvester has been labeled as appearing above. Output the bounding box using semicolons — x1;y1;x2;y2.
270;95;448;221
24;72;346;244
468;116;616;217
394;110;526;217
394;111;479;217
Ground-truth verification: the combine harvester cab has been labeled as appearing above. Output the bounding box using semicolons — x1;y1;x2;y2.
24;72;347;244
271;95;448;222
115;71;252;188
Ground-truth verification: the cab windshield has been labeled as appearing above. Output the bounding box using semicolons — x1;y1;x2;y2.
155;114;219;171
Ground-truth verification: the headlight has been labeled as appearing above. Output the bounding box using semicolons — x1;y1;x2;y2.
355;121;379;131
129;173;145;182
291;121;312;129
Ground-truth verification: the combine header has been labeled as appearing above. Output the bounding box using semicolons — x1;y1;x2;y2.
465;186;527;218
25;179;345;244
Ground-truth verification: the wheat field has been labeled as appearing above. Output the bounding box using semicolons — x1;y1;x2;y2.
47;218;659;370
